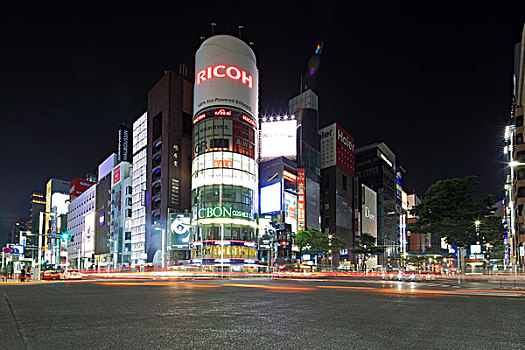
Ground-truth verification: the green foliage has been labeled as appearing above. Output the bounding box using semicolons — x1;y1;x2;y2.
296;228;345;253
408;176;503;247
353;233;384;262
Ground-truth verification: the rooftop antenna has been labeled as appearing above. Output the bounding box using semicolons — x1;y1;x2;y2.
211;22;217;35
238;25;244;38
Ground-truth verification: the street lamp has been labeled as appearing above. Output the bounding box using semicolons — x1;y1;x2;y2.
328;234;333;271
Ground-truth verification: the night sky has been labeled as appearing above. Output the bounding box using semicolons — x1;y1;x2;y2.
1;2;524;244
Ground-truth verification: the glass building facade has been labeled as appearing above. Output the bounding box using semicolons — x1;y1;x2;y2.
191;107;259;264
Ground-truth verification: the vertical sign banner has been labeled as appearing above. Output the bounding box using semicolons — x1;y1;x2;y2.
297;169;306;230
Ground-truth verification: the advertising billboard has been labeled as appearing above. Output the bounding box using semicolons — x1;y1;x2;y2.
169;213;191;250
84;212;95;256
336;195;352;229
361;184;377;238
112;165;121;187
260;182;282;214
194;35;259;119
259;118;297;161
319;123;354;175
284;192;297;233
297;169;306;230
305;178;320;231
192;168;258;192
69;178;95;199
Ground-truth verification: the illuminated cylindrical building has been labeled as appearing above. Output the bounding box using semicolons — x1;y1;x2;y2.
191;35;259;266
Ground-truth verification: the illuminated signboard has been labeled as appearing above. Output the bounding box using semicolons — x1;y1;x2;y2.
285;192;297;233
402;191;408;210
112;165;121;186
297;169;306;230
319;123;354;175
361;184;377;238
84;212;95;255
169;213;191;249
260;182;282;214
283;170;296;183
196;65;253;88
259;119;297;161
194;35;259;118
196;206;254;220
192;168;258;191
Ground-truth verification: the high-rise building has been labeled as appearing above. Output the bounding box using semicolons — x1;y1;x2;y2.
94;154;117;267
506;24;525;268
190;34;259;267
110;161;133;266
67;184;96;269
355;142;397;266
10;219;28;245
131;112;147;266
118;123;133;163
319;122;355;249
44;178;70;265
28;191;45;252
146;69;193;264
289;89;321;231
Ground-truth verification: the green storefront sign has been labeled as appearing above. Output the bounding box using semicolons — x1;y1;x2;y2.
197;206;253;220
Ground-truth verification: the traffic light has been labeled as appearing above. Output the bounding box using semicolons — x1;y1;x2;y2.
281;240;287;247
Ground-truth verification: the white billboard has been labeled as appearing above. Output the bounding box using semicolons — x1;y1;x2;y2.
259;119;297;161
194;35;259;119
192;168;258;192
260;182;282;214
84;212;95;256
192;151;257;176
362;184;377;238
284;192;297;233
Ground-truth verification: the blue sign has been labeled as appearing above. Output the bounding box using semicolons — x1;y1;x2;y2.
12;248;19;254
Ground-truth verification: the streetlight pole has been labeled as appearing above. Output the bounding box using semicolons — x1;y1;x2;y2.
328;234;333;271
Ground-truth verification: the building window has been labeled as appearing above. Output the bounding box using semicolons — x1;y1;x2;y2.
518;168;525;180
126;209;132;217
518;186;525;198
517;133;524;145
517;151;525;163
126;186;132;195
516;115;524;127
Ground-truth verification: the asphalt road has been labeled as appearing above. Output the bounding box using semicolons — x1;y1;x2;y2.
1;278;524;349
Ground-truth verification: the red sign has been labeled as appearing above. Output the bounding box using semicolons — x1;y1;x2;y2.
196;65;253;88
193;113;206;124
335;124;355;176
297;169;306;230
214;160;233;168
242;114;256;127
214;109;232;116
69;178;95;199
3;247;10;254
113;165;121;185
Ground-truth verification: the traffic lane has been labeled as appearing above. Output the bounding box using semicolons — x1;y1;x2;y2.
1;279;524;350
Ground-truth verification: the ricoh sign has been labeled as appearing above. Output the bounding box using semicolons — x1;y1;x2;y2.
194;35;259;118
319;123;355;175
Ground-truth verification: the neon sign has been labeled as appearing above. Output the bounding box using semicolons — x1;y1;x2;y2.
214;109;232;116
193;113;206;124
197;206;253;220
242;114;256;127
196;65;253;88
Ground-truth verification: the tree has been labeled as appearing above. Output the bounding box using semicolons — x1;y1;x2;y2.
408;176;502;247
295;228;345;254
353;233;384;269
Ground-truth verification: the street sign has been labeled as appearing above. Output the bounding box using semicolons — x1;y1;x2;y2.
2;247;10;254
12;248;19;254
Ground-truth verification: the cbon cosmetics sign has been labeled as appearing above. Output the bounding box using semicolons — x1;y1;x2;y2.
194;35;259;119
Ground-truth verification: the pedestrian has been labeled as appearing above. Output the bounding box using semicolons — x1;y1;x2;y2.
27;267;32;280
20;266;26;282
